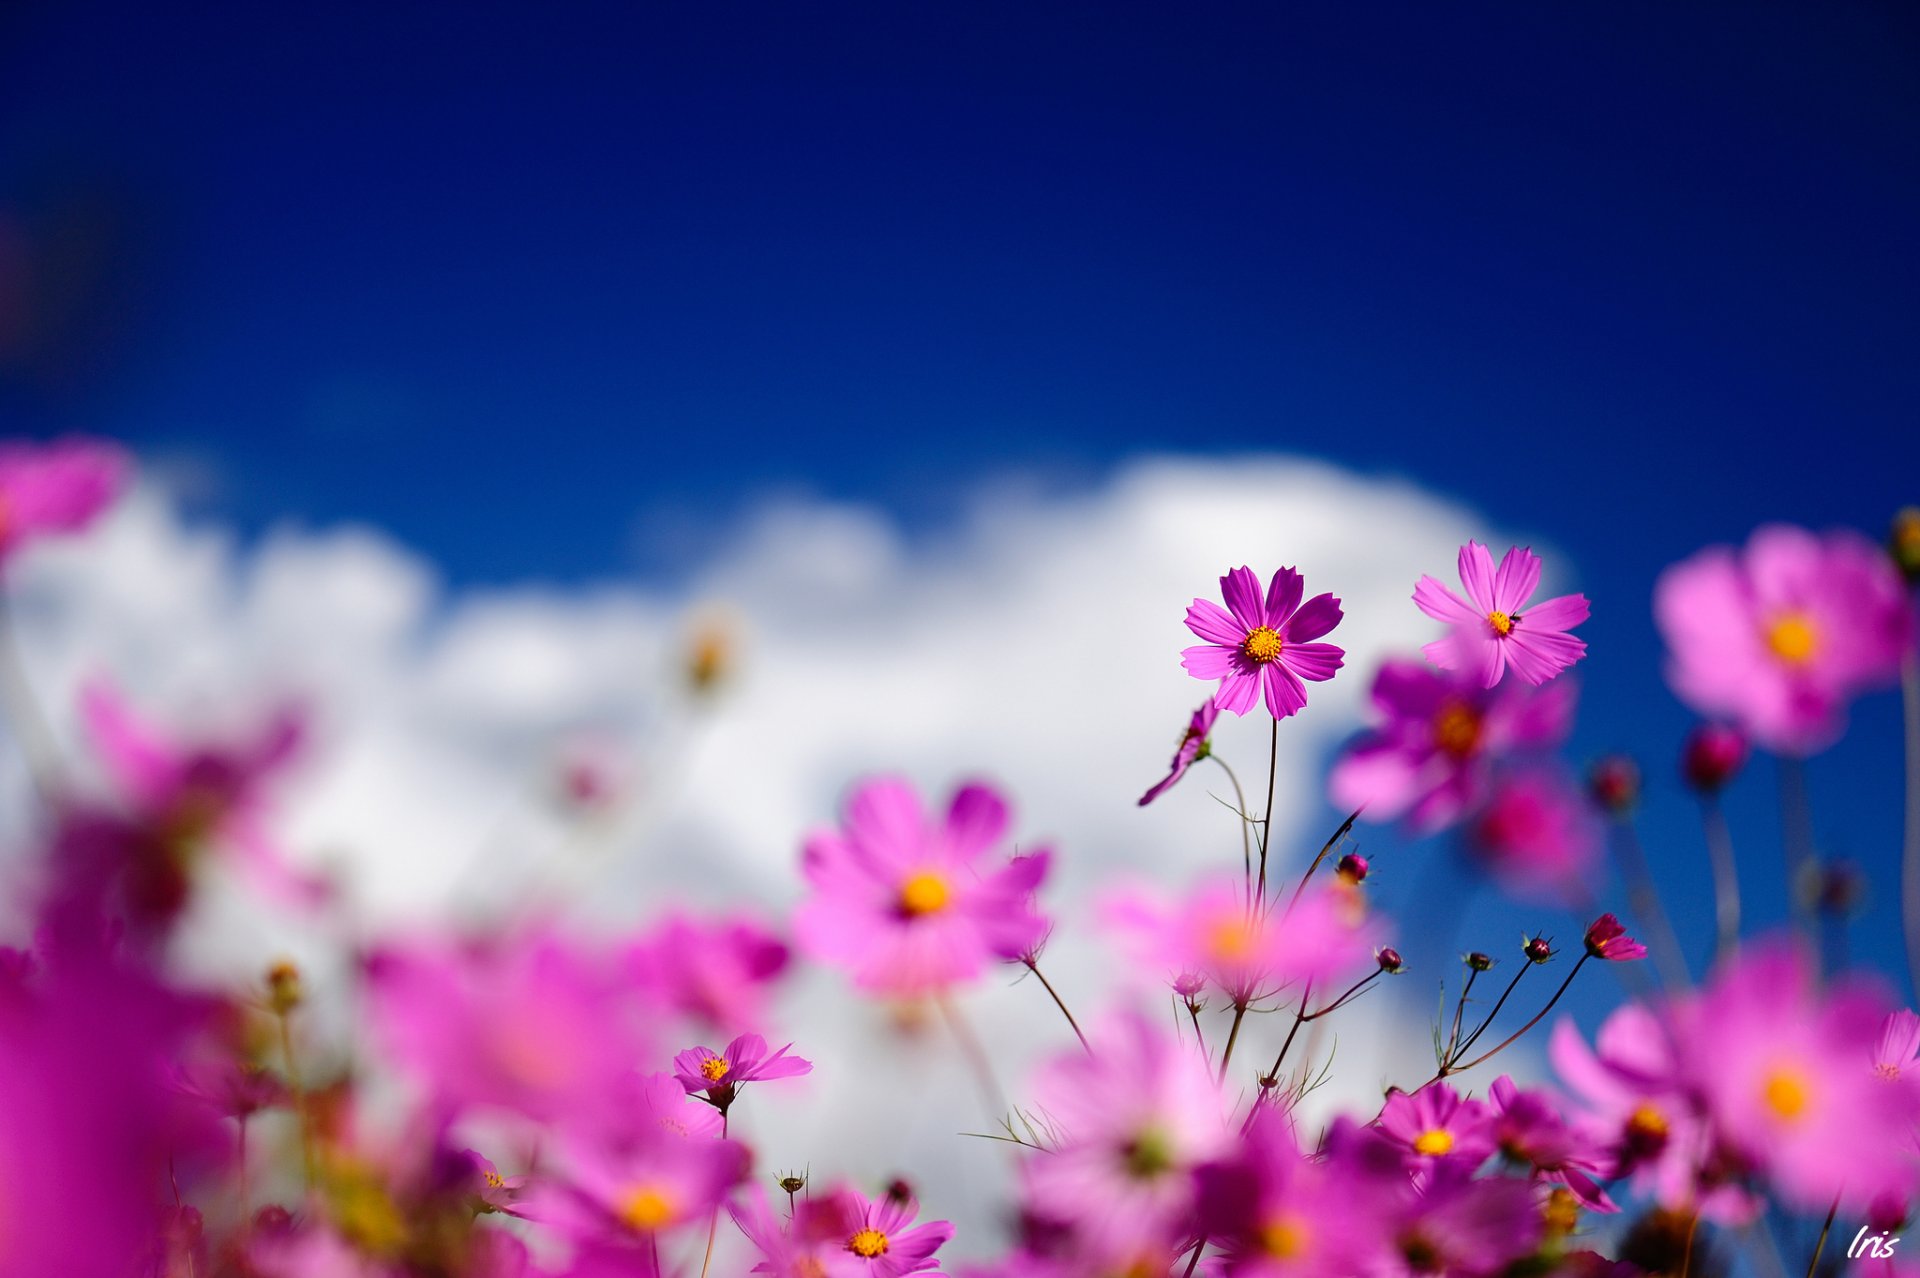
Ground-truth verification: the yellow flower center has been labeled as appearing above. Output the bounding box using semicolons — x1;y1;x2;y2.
1626;1103;1668;1141
483;1170;505;1189
1877;1062;1902;1081
1260;1215;1310;1259
1765;612;1818;666
619;1184;678;1232
1431;702;1483;758
899;871;950;917
1242;626;1284;663
1487;611;1514;636
1206;913;1259;962
1412;1128;1455;1156
849;1227;890;1257
699;1056;730;1082
1762;1066;1812;1122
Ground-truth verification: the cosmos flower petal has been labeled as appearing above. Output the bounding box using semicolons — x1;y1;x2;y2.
1263;567;1304;625
1282;641;1344;682
1286;592;1344;643
1414;575;1479;624
1458;541;1499;612
1220;565;1267;630
1184;597;1244;646
1492;545;1542;614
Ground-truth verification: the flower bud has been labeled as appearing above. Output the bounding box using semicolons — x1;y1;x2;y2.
1586;756;1640;815
885;1178;914;1204
1376;947;1404;974
1523;934;1555;964
1681;724;1746;795
777;1173;807;1195
1465;951;1494;973
266;960;302;1015
1892;507;1920;582
1816;860;1866;917
1336;852;1369;885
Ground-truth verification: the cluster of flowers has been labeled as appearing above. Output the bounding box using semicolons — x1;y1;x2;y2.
1;435;1918;1278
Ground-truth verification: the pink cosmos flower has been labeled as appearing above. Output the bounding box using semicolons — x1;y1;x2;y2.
1194;1107;1392;1276
1181;566;1345;719
1486;1076;1616;1211
1023;1010;1230;1263
1654;524;1914;755
78;678;325;909
673;1032;811;1103
631;1070;723;1142
0;435;126;564
1102;877;1382;1006
1876;1011;1920;1085
1376;1084;1498;1172
831;1188;956;1278
1329;659;1575;832
1138;697;1220;806
1582;914;1646;962
796;777;1050;998
1415;543;1589;688
1376;1167;1542;1278
529;1124;750;1254
627;911;791;1035
1463;768;1600;904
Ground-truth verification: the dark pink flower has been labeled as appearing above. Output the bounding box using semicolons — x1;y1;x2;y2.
1194;1107;1392;1276
1415;542;1589;687
1655;524;1913;755
1181;566;1345;719
0;435;126;564
672;1032;811;1102
1680;723;1747;794
1138;697;1220;806
1376;1084;1498;1171
1330;659;1574;832
1486;1075;1617;1212
1582;915;1646;962
796;777;1050;997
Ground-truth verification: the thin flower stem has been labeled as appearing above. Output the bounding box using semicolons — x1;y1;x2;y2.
1023;958;1090;1053
1453;963;1530;1061
1445;966;1481;1062
277;1011;314;1191
1778;756;1817;947
937;995;1006;1118
1181;1237;1208;1278
1262;979;1316;1085
1609;817;1692;992
1217;1000;1250;1083
1806;1198;1838;1278
1287;808;1362;914
1436;955;1588;1081
1186;1000;1209;1062
1902;653;1920;1003
1303;971;1380;1022
1255;718;1279;904
1211;755;1254;890
1701;797;1742;970
1681;1211;1699;1278
700;1112;729;1278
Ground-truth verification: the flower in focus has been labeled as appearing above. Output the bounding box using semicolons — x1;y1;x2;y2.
1138;697;1219;806
1329;659;1574;832
1376;1084;1498;1171
796;777;1050;997
0;435;126;564
1415;542;1589;688
1654;524;1913;755
1583;914;1646;962
1463;769;1600;904
1023;1010;1230;1263
834;1186;955;1278
673;1032;811;1104
1181;566;1345;718
627;911;791;1035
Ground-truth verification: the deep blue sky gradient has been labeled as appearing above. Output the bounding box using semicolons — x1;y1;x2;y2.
3;3;1919;1016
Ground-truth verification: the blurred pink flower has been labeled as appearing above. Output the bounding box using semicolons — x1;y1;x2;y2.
1655;524;1913;755
524;1123;749;1256
1486;1075;1616;1211
1138;697;1219;806
1330;659;1575;832
0;435;126;564
1416;543;1589;688
1194;1107;1392;1276
627;911;791;1034
796;777;1050;998
1464;769;1600;904
1181;566;1345;719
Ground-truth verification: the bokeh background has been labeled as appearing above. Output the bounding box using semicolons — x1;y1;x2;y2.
3;0;1919;1260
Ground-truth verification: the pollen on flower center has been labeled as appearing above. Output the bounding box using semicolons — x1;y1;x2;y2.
1487;611;1514;637
618;1185;678;1232
1764;612;1819;666
1431;702;1483;758
1260;1215;1310;1259
1761;1067;1812;1121
699;1056;730;1082
1206;914;1258;961
849;1228;890;1257
1241;626;1284;664
483;1170;505;1189
1121;1126;1177;1179
898;871;950;917
1412;1128;1455;1156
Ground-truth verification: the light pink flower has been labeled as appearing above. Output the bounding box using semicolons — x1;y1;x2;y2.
1655;524;1913;755
1464;768;1600;904
1138;697;1219;806
627;911;791;1035
1415;543;1589;687
1329;659;1575;832
1181;566;1344;719
796;777;1050;998
0;435;126;564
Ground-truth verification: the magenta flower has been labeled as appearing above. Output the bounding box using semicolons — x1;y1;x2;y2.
532;1124;750;1251
1022;1010;1230;1263
631;1069;723;1141
1486;1076;1617;1212
1582;914;1646;962
1181;566;1345;718
1376;1084;1498;1171
627;911;791;1034
1464;768;1600;904
673;1032;811;1102
1876;1010;1920;1084
831;1187;955;1278
1329;659;1575;832
796;777;1050;997
1655;524;1914;755
1194;1107;1392;1276
0;435;127;564
1415;543;1589;687
1138;697;1220;806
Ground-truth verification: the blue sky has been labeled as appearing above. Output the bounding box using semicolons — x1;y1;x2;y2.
3;1;1918;1008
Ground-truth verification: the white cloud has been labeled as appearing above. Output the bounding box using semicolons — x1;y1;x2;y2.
1;454;1546;1260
